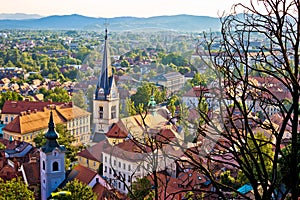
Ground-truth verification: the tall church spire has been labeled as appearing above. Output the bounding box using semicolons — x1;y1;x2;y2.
95;28;113;100
92;28;119;137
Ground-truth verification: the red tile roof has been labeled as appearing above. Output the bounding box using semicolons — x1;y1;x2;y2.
77;139;111;162
22;161;40;185
105;121;128;139
183;86;208;98
2;100;66;114
71;164;97;184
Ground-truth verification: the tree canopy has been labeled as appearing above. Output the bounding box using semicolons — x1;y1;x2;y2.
0;177;35;200
55;179;97;200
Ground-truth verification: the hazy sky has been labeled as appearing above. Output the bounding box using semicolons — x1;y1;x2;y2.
0;0;249;18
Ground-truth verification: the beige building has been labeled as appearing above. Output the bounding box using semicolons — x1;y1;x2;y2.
149;71;185;95
2;103;91;146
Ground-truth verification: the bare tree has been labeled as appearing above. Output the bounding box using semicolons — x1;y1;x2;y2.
186;0;300;199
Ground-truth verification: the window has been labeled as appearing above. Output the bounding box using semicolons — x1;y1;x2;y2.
111;106;116;119
128;164;131;171
5;116;8;122
99;106;103;119
104;156;107;163
114;160;116;166
52;161;59;171
137;165;140;172
118;162;121;168
42;161;45;170
123;163;126;170
109;168;112;174
10;116;13;121
94;162;96;166
128;175;131;182
104;166;107;172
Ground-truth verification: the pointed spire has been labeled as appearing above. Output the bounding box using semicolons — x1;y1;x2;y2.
41;110;65;153
95;28;113;100
45;111;58;140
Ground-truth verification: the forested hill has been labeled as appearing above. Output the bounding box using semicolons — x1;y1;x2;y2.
0;14;221;32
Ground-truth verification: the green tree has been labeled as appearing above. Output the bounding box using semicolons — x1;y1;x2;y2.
131;82;165;109
198;95;208;125
167;95;180;117
72;90;87;110
237;132;274;186
120;59;130;68
0;91;23;109
189;72;206;86
220;170;237;189
57;179;97;200
0;177;34;200
128;177;152;200
40;87;71;102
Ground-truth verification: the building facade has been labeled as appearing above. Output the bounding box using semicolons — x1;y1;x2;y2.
2;103;91;145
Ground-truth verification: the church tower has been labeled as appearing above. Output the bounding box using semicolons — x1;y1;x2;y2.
40;110;66;200
93;29;119;135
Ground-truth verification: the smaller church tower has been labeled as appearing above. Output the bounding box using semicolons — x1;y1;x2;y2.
40;110;66;200
93;28;119;135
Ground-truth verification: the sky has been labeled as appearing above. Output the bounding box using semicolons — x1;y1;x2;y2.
0;0;249;18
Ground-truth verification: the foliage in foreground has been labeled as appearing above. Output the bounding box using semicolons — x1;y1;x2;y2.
0;177;34;200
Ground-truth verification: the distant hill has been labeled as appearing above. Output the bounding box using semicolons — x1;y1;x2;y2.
0;13;43;20
0;14;221;32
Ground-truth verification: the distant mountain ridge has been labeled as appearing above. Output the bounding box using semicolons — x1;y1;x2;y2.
0;13;43;20
0;14;221;32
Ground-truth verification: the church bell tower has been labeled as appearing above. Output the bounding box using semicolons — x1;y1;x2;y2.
93;29;119;135
40;110;66;200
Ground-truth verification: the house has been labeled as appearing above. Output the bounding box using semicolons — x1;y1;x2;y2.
2;103;91;146
103;124;183;194
0;67;26;79
62;164;113;199
182;85;209;109
20;155;40;198
77;139;110;172
149;72;185;95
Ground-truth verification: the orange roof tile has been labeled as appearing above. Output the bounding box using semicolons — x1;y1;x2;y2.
3;108;65;134
3;104;90;135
